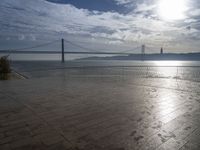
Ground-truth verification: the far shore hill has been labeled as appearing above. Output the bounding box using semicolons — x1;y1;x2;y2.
79;52;200;61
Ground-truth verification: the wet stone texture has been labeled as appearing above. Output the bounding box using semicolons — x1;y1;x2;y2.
0;76;200;150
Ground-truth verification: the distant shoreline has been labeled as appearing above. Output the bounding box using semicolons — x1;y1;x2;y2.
79;52;200;61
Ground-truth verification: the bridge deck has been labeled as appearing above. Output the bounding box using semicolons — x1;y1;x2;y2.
0;76;200;150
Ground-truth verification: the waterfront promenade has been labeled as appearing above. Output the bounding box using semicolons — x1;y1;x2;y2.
0;75;200;150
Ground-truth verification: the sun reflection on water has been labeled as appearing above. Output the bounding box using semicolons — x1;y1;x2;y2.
150;61;182;79
154;61;182;67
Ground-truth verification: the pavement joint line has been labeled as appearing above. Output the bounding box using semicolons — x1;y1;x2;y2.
131;82;200;94
4;94;73;146
11;68;29;79
178;127;199;150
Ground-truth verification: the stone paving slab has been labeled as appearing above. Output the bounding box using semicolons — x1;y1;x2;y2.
0;76;200;150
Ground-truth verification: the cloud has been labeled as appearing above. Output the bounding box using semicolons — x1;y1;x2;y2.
18;34;25;40
0;0;200;53
114;0;133;5
188;9;200;17
134;3;156;13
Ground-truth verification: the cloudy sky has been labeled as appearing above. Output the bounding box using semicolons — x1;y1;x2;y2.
0;0;200;54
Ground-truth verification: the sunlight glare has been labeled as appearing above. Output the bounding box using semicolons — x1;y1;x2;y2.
158;0;188;21
154;61;181;66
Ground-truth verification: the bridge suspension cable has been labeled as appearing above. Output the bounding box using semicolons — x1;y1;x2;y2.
64;39;101;53
0;39;60;52
0;38;143;58
64;39;140;54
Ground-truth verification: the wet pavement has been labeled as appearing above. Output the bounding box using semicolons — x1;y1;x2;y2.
0;75;200;150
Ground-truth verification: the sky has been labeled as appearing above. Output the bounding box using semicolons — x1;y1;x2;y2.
0;0;200;56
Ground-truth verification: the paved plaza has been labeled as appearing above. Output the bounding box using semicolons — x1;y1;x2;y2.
0;76;200;150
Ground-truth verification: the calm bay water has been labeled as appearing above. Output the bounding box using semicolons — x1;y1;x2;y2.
11;60;200;82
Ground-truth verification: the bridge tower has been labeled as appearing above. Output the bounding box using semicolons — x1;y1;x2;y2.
141;44;146;60
160;47;163;54
141;44;145;55
61;38;65;63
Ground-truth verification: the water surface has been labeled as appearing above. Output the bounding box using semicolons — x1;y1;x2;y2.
11;60;200;82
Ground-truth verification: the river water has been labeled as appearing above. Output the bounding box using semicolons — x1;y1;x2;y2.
11;60;200;82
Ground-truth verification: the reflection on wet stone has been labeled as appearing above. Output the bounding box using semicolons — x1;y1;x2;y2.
0;71;200;149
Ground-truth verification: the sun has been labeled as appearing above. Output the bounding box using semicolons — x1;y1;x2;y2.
158;0;188;21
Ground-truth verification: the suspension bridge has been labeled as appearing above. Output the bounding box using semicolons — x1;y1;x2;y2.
0;39;156;62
